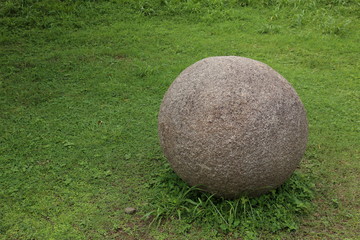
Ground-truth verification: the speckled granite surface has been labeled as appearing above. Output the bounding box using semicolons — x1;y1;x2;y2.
158;56;308;198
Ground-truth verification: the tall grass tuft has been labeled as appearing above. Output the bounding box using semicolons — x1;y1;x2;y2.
145;163;315;237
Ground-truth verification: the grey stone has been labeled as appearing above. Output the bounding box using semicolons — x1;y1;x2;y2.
124;207;136;214
158;56;308;199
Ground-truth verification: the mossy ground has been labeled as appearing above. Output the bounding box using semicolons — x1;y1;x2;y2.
0;1;359;239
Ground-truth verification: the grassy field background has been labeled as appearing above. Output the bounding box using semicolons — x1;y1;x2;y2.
1;0;359;239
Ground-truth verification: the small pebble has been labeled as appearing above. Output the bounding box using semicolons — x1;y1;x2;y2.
124;207;136;215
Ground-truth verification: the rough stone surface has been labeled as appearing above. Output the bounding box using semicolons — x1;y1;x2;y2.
158;56;308;199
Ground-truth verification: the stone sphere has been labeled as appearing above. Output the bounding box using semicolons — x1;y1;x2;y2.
158;56;308;199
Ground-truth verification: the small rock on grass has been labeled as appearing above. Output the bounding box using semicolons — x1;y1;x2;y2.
124;207;136;215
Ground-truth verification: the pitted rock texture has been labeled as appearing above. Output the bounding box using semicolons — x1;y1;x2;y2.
158;56;308;199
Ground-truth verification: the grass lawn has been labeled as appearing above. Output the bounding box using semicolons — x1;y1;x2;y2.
0;0;359;239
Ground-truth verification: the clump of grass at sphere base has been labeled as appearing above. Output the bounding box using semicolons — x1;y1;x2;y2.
145;163;315;236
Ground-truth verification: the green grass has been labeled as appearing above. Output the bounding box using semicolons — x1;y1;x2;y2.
1;0;359;239
144;163;315;238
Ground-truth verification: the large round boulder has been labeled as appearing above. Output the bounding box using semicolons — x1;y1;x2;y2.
158;56;308;198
